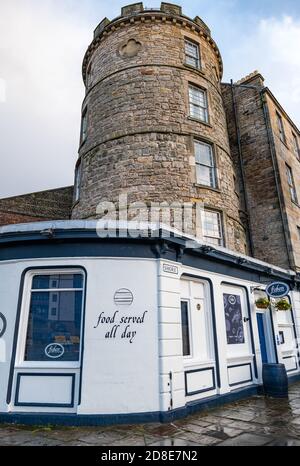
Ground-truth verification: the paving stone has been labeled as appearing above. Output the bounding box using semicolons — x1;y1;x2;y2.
1;383;300;446
217;433;272;446
148;438;200;446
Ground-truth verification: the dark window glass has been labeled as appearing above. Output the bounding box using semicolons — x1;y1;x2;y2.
223;293;245;345
25;273;84;362
32;274;83;290
181;301;191;356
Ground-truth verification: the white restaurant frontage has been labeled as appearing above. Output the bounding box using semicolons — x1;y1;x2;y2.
0;220;299;425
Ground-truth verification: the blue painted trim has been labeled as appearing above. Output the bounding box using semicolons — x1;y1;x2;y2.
6;265;87;406
287;372;300;385
221;281;258;379
227;363;253;387
269;307;279;364
283;356;298;373
181;273;220;388
184;367;216;396
0;312;7;338
14;373;76;408
0;229;297;286
0;385;259;427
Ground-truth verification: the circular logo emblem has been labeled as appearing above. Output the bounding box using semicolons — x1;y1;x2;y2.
228;295;237;305
266;282;290;298
0;313;7;338
114;288;134;306
44;343;65;359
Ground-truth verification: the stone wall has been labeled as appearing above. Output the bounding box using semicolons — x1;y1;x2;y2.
266;91;300;271
72;4;247;254
0;186;73;227
222;74;293;269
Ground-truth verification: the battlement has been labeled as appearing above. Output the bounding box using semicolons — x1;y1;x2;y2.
93;2;211;39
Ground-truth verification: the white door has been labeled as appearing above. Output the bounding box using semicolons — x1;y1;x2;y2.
180;278;217;400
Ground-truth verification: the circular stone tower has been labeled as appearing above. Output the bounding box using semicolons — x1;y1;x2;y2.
72;2;247;254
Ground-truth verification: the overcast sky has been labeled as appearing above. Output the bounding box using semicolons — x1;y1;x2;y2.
0;0;300;198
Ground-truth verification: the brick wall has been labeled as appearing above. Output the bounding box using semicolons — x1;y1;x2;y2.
0;186;73;227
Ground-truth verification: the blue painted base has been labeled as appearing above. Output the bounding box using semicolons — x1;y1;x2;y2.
0;385;259;427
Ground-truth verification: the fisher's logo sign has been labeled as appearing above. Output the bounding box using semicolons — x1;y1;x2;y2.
45;343;65;359
266;282;290;298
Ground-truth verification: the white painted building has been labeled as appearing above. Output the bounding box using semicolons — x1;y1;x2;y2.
0;221;299;425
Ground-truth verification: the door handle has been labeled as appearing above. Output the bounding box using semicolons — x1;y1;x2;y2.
243;317;250;323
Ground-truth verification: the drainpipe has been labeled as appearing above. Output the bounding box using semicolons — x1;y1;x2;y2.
260;89;295;271
230;80;255;257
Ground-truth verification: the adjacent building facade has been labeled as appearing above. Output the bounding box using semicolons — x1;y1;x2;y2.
0;3;300;425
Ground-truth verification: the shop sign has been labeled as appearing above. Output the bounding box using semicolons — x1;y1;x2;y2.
266;282;290;298
44;343;65;359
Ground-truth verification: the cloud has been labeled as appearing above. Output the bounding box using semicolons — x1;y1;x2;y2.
223;15;300;127
0;1;299;199
0;0;91;197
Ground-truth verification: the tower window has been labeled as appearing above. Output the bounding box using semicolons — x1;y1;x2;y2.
194;140;216;188
188;85;208;122
202;210;224;246
292;133;300;160
184;39;201;69
80;107;88;144
276;112;286;143
74;162;82;203
286;164;298;204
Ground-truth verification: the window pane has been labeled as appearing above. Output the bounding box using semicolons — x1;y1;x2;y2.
190;104;207;121
223;294;245;345
32;274;83;289
194;142;212;166
202;210;223;245
25;289;83;361
196;165;213;186
186;55;198;67
181;301;190;356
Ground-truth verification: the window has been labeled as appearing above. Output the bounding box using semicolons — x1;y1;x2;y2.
74;162;82;202
188;85;208;122
180;301;191;356
297;226;300;241
194;140;216;188
286;164;298;203
80;108;88;144
24;272;84;362
276;112;286;143
202;210;223;246
292;133;300;160
184;39;200;69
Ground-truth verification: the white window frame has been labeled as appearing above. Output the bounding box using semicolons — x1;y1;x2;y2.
194;140;217;188
184;39;201;69
286;164;298;204
188;85;208;123
202;209;224;246
15;269;85;370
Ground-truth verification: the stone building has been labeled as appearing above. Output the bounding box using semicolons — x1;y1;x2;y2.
0;3;300;426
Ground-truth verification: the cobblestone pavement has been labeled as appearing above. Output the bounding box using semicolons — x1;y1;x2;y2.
2;384;300;446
